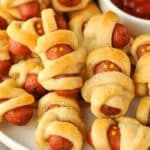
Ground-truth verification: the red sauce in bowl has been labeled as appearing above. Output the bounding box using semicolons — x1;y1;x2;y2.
111;0;150;20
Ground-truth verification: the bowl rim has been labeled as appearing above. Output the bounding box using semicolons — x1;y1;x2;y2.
99;0;150;24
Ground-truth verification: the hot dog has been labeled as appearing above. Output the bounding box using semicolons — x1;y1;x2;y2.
48;135;73;150
93;60;122;116
9;39;31;57
34;19;44;35
58;0;81;7
112;23;131;49
55;13;68;29
0;16;8;29
93;61;122;74
18;1;40;20
136;44;150;59
4;105;33;125
0;60;13;75
107;124;120;150
24;74;47;100
46;44;73;60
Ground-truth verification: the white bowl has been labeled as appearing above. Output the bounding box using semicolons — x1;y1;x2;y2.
99;0;150;36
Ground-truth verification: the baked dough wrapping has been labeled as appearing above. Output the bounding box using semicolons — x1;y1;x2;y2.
0;30;11;62
90;117;150;150
0;0;50;20
131;34;150;96
68;2;100;45
82;47;135;118
6;8;64;57
0;79;34;122
136;96;150;126
51;0;90;12
35;30;86;91
35;92;85;150
9;58;43;86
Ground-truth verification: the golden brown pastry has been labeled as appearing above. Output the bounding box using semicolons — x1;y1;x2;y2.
0;31;13;76
51;0;90;12
35;30;86;97
82;47;135;118
131;34;150;96
0;79;35;125
9;58;47;100
35;92;85;150
68;2;100;45
83;11;132;53
88;117;150;150
136;96;150;127
0;0;50;20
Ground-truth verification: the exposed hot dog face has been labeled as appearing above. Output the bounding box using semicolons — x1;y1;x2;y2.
9;39;31;57
48;135;73;150
18;1;40;20
136;44;150;59
112;23;131;49
94;61;121;74
55;13;68;29
24;74;47;100
58;0;81;7
93;61;122;116
0;16;8;29
107;124;120;150
34;19;44;35
46;44;73;60
4;105;33;125
0;60;13;75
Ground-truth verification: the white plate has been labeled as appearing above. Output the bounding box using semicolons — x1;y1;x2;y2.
0;98;139;150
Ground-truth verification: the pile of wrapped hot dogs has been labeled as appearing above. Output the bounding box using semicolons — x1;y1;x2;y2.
0;0;150;150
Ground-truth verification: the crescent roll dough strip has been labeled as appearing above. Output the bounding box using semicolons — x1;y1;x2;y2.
136;96;150;126
90;117;150;150
35;30;86;91
0;79;34;122
35;92;85;150
52;0;90;12
68;2;100;45
131;34;150;96
0;0;50;20
0;31;10;61
83;11;119;52
82;47;135;118
9;58;43;86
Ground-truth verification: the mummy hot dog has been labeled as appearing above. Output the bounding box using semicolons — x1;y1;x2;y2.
51;0;90;12
9;58;47;100
35;92;85;150
131;34;150;96
0;0;50;20
136;96;150;127
68;2;100;45
82;47;135;118
6;8;67;59
0;31;13;76
0;79;35;125
35;30;86;97
88;117;150;150
83;11;132;52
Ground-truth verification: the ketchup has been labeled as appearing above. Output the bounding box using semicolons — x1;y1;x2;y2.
111;0;150;20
